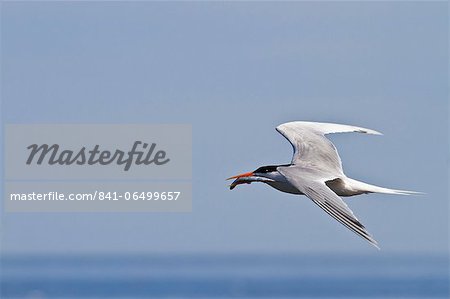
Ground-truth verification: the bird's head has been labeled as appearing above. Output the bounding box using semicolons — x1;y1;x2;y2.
226;165;279;190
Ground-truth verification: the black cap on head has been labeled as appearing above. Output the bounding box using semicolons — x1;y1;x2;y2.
254;165;279;174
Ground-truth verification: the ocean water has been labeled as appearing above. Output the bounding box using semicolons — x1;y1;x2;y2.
1;254;448;298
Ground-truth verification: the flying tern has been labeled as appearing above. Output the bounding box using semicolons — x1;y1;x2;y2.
227;121;419;249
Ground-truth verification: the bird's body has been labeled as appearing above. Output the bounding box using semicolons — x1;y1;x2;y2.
228;121;419;249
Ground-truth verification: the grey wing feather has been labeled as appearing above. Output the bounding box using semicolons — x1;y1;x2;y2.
278;166;380;249
276;121;381;175
277;121;382;136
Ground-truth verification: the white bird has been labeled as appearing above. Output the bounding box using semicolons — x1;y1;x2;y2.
227;121;419;249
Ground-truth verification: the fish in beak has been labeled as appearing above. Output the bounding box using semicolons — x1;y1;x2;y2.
226;171;254;190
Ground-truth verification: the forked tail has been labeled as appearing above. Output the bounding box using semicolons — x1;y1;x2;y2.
346;178;423;196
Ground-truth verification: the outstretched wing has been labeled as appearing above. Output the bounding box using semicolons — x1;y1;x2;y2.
278;166;379;249
276;121;382;176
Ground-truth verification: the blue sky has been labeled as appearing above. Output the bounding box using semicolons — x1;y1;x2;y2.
1;2;448;254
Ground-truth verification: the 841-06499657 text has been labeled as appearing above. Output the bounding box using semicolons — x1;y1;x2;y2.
9;191;181;201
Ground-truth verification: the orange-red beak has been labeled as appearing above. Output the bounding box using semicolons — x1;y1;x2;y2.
226;171;254;180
